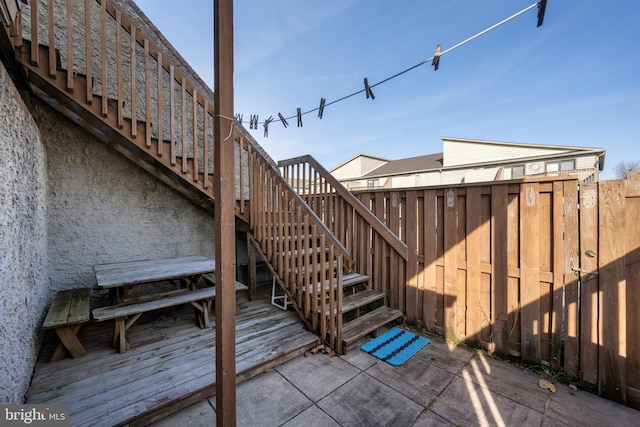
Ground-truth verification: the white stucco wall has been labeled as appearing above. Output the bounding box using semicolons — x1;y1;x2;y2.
0;62;49;404
31;100;216;292
0;89;217;403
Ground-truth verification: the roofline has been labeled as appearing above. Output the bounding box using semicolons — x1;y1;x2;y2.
329;153;391;172
357;150;604;179
440;136;606;154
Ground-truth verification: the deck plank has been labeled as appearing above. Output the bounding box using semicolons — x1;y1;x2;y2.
27;298;317;427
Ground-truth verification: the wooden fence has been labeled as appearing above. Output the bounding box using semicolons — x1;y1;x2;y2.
352;175;640;407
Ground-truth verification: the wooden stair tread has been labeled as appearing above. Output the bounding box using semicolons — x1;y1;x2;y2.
342;306;404;347
318;289;384;315
342;273;370;287
267;234;313;241
295;260;338;276
304;273;369;293
278;246;327;257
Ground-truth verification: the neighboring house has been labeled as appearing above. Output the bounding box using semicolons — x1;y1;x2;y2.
332;137;606;190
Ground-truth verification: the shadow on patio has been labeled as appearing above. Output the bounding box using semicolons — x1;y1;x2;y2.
154;328;640;427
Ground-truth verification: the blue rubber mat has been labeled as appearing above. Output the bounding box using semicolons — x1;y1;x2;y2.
360;327;430;366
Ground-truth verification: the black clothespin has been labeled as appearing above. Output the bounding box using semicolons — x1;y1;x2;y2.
432;44;442;71
250;114;258;130
278;113;289;128
537;0;547;27
235;113;243;124
263;116;274;137
364;78;375;100
297;108;303;127
318;98;326;119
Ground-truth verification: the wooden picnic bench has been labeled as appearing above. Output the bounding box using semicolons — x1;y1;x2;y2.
42;288;91;362
92;280;248;353
202;273;248;315
92;286;217;353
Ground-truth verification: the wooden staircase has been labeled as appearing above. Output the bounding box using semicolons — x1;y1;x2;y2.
319;274;404;350
4;0;407;354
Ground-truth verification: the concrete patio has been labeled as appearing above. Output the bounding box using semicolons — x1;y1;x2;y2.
152;329;639;427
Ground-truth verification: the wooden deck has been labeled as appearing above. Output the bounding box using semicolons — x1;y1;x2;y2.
26;297;318;426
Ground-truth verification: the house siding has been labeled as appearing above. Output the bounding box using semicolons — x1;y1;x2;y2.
0;61;49;404
443;139;569;167
332;156;387;180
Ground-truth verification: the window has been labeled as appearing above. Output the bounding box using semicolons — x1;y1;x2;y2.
546;159;576;172
508;165;525;179
367;179;379;189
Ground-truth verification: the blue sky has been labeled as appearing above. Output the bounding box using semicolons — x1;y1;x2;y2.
134;0;639;179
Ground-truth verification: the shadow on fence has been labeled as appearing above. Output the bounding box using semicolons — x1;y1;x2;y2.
354;177;640;408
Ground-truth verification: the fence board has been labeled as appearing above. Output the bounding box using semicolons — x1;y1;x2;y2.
598;180;626;403
466;187;483;345
405;191;418;323
423;189;438;332
480;192;492;342
491;185;509;354
520;183;541;363
563;180;580;376
550;182;564;369
443;188;458;339
579;181;599;386
624;182;640;403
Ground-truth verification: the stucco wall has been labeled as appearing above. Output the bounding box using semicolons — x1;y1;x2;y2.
0;62;49;403
0;89;216;403
31;99;216;293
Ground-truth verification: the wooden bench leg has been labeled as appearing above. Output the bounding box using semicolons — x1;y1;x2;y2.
190;300;209;328
202;299;211;328
113;319;126;353
50;324;85;362
113;314;143;353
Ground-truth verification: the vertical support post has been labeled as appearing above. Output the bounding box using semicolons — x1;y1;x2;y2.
247;233;256;300
214;0;236;425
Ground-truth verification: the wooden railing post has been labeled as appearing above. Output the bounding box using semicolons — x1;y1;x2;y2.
214;0;236;424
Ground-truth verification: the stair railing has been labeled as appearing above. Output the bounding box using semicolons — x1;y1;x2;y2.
0;0;22;51
246;138;348;352
279;155;409;310
17;0;252;216
13;0;366;352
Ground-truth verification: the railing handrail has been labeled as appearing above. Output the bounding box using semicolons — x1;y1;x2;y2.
279;154;409;260
247;141;350;260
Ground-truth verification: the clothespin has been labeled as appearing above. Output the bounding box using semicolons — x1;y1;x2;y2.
432;44;442;71
235;113;243;124
537;0;547;27
250;114;258;130
364;78;375;100
297;108;303;127
318;98;326;119
278;113;289;128
263;116;274;137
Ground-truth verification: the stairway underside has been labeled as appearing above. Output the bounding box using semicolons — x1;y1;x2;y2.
19;42;221;215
